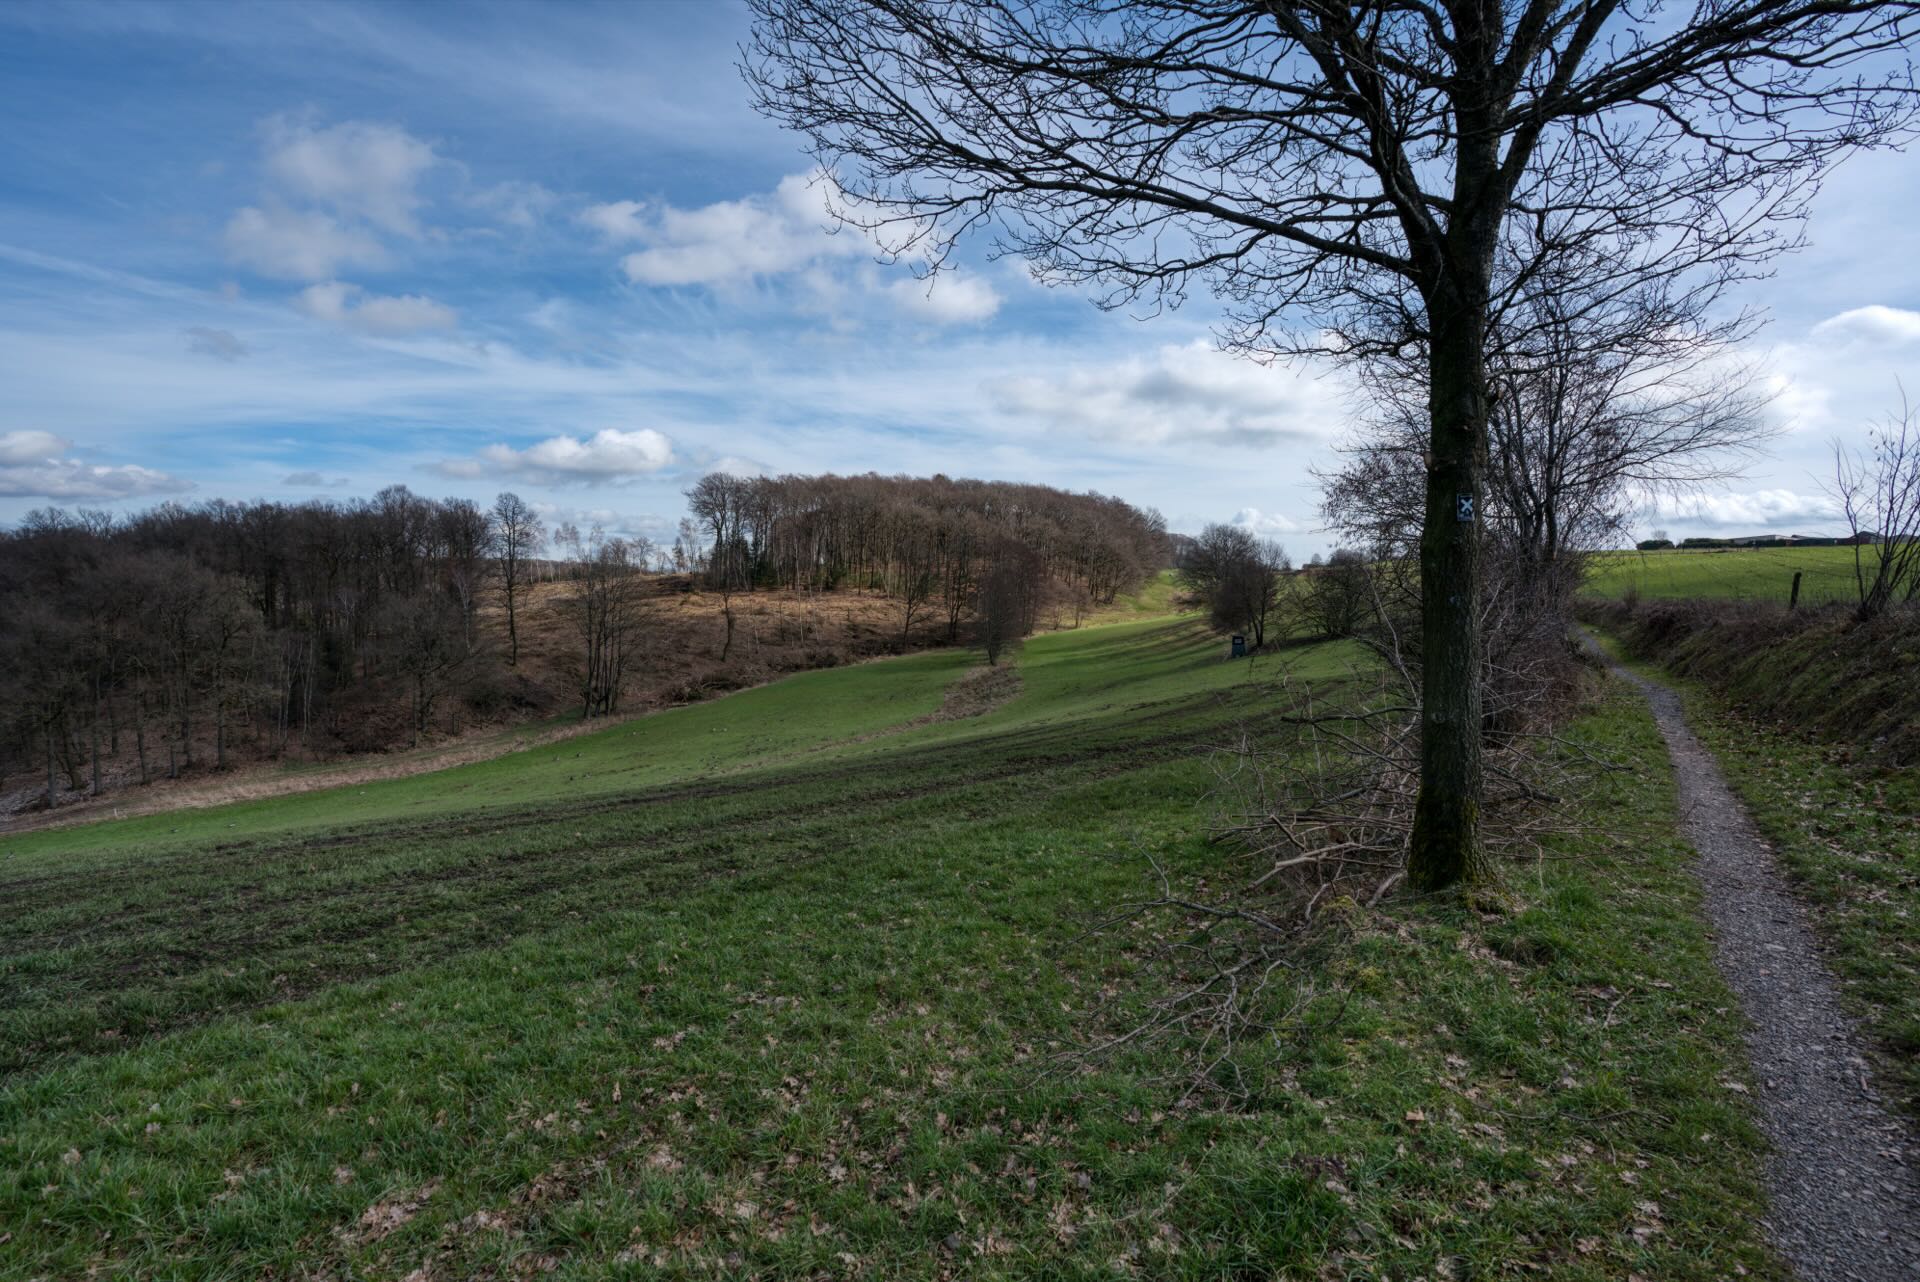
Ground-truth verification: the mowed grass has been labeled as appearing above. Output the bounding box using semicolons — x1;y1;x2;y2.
0;619;1781;1279
1583;545;1864;605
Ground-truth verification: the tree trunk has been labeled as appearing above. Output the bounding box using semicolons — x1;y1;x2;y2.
506;576;520;666
1407;298;1489;891
45;720;57;811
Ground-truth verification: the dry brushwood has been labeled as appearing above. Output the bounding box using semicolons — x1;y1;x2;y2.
1069;665;1595;1103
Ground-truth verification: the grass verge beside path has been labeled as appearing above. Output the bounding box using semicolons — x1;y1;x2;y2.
1589;631;1920;1121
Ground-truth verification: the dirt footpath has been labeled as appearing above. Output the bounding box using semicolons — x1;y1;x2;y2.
1589;636;1920;1281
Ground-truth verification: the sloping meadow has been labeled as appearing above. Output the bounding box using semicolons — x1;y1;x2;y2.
1;620;1783;1279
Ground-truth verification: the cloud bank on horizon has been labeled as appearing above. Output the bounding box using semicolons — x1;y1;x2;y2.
0;1;1914;552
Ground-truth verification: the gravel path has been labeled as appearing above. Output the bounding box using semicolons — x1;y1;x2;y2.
1590;637;1920;1281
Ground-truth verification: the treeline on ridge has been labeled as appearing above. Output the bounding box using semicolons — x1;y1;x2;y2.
0;472;1165;813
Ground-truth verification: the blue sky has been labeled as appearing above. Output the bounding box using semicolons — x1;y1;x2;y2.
1;0;1916;555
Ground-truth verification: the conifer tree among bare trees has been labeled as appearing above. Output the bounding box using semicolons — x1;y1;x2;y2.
745;0;1920;888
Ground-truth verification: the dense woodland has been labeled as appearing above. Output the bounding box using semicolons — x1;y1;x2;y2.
0;473;1165;812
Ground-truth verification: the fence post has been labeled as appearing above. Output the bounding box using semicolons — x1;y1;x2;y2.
1789;570;1803;611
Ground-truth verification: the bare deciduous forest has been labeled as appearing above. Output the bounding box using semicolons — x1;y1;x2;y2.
0;472;1165;817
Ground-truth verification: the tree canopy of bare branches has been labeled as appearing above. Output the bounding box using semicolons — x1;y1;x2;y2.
1831;387;1920;619
1176;523;1291;649
745;0;1920;888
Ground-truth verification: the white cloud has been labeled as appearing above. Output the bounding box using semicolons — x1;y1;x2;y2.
295;281;457;334
886;273;1002;324
533;502;675;545
185;326;248;361
1633;487;1844;529
0;430;70;465
225;204;385;281
605;173;866;287
1228;507;1303;538
991;340;1345;447
283;470;349;488
261;115;438;235
1810;305;1920;347
578;199;648;241
470;180;558;229
441;428;675;484
0;432;191;500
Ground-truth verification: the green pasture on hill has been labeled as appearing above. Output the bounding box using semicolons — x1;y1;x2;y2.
1583;545;1866;605
1;612;1783;1279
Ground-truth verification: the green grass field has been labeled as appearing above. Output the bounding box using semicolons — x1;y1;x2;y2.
1583;545;1865;605
1;615;1783;1279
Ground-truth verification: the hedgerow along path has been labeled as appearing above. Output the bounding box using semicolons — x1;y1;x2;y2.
3;615;1793;1279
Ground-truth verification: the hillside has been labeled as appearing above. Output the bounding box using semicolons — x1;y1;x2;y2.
0;572;1178;835
0;610;1787;1280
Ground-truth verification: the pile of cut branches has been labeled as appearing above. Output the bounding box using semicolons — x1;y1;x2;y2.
1073;663;1593;1102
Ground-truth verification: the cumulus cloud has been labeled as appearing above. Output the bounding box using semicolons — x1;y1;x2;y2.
0;432;191;500
590;173;867;287
438;428;675;484
185;326;249;361
886;273;1002;324
283;470;349;488
1810;305;1920;347
261;115;438;235
295;281;457;333
225;204;386;281
224;115;443;282
1633;487;1844;529
991;341;1343;447
1228;507;1304;538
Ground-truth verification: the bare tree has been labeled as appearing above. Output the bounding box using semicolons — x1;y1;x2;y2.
1177;524;1289;649
1348;282;1774;596
977;539;1043;664
558;525;652;719
491;492;544;667
688;474;752;660
1303;549;1374;640
745;0;1920;887
1831;387;1920;620
380;594;472;746
439;498;497;650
